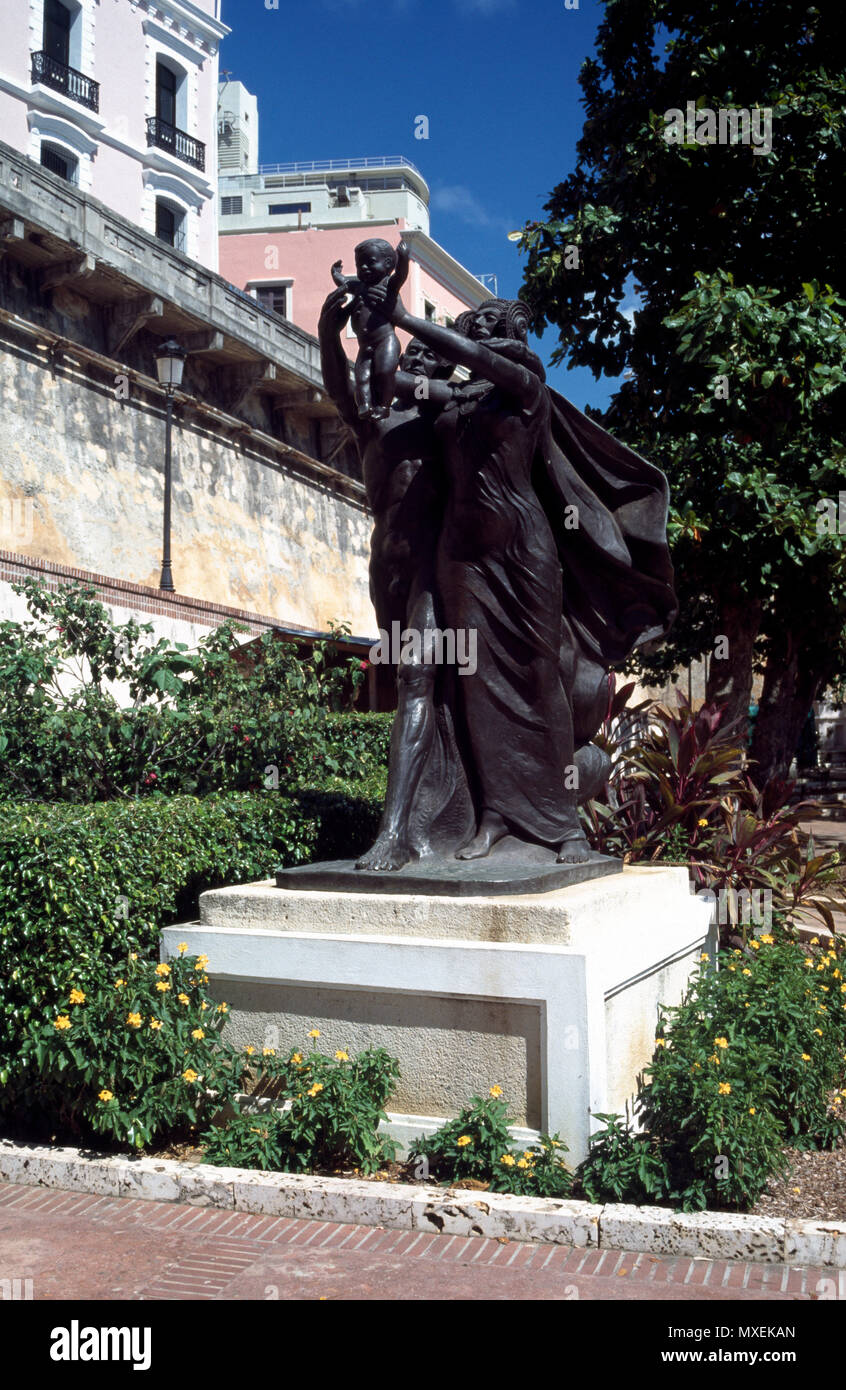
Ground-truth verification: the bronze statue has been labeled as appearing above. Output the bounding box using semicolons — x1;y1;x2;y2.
317;254;676;877
331;238;409;420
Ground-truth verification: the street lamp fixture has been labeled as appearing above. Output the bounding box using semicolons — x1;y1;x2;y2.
153;338;186;591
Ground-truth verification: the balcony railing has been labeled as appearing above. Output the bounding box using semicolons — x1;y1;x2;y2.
31;51;99;112
146;117;205;172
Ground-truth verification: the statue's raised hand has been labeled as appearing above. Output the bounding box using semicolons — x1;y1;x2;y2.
319;284;353;335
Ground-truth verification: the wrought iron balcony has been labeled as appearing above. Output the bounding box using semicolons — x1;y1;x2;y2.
31;51;99;112
146;117;205;172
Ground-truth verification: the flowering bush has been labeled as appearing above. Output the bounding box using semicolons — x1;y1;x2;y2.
202;1036;400;1174
13;948;245;1149
411;1091;572;1197
577;929;846;1210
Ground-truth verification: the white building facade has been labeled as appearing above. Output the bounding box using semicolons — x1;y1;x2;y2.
0;0;228;268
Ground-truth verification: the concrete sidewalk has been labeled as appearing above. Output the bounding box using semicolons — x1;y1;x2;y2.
0;1181;830;1302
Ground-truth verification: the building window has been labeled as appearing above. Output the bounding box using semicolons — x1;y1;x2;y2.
268;202;311;216
155;200;186;252
40;141;78;184
424;300;436;322
156;62;177;127
255;285;288;318
43;0;71;67
221;196;243;216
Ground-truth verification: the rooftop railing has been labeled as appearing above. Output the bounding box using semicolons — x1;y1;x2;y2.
257;156;424;177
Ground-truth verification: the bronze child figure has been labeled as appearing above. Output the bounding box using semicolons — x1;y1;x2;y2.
331;237;409;420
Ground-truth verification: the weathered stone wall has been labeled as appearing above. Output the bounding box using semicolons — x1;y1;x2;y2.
0;325;375;637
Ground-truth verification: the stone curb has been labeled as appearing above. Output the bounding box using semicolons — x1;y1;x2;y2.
1;1139;845;1266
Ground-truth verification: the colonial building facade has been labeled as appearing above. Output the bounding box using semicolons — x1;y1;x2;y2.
0;0;227;268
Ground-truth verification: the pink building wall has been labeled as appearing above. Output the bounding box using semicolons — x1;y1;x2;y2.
219;224;480;354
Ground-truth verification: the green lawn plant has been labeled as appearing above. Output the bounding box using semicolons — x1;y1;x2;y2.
411;1089;573;1198
15;947;244;1149
202;1035;400;1175
577;928;846;1211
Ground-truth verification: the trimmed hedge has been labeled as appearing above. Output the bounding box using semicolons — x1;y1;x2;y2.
0;787;382;1085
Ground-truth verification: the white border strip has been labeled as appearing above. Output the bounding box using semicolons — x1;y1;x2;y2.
2;1140;845;1266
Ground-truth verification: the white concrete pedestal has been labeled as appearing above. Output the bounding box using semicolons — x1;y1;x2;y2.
162;865;713;1164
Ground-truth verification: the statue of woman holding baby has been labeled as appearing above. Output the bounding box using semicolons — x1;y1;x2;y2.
319;255;676;873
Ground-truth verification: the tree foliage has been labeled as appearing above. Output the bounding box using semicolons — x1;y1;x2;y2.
517;0;846;777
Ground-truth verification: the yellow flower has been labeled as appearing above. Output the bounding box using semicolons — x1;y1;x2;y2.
196;955;209;970
308;1028;321;1039
290;1052;303;1065
500;1154;515;1167
813;1028;823;1036
748;1107;756;1115
114;979;126;990
718;1082;731;1095
744;1002;751;1008
155;981;171;993
697;817;708;827
708;1053;720;1066
177;942;188;954
456;1135;472;1148
307;1083;324;1098
177;993;189;1005
655;1037;666;1048
759;934;774;945
98;1089;114;1103
803;959;814;969
742;969;752;976
335;1050;350;1061
217;1002;229;1014
129;953;138;961
517;1158;529;1169
699;953;709;961
802;1053;811;1061
727;965;736;972
750;940;760;950
200;1002;209;1011
53;1015;71;1031
192;1028;205;1041
155;963;171;977
69;988;85;1005
150;1018;163;1031
262;1047;276;1056
489;1084;503;1098
182;1068;199;1083
714;1037;729;1049
127;1012;142;1028
810;937;819;946
523;1150;535;1160
244;1045;256;1056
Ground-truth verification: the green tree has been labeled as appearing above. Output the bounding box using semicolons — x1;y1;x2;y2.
516;0;846;780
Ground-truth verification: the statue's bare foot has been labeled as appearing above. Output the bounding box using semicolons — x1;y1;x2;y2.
456;812;508;861
355;832;412;872
556;832;593;864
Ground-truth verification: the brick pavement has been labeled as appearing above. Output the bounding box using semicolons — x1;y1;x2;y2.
0;1182;831;1301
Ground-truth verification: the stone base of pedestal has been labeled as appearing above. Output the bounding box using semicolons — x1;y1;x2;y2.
162;865;714;1164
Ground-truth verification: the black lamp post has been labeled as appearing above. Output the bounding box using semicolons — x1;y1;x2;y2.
153;338;187;592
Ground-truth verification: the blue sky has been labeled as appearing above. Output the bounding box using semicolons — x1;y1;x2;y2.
218;0;619;411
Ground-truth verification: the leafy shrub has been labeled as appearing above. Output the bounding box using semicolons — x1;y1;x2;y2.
577;930;846;1211
412;1090;573;1197
0;794;318;1100
0;579;382;802
583;683;840;943
202;1038;400;1175
13;948;244;1149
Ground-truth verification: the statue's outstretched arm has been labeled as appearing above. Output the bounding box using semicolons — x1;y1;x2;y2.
392;305;535;402
318;286;357;429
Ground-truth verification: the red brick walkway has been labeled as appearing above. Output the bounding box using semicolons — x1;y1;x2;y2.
0;1182;832;1301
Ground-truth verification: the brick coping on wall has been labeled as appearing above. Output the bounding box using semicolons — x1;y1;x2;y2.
0;549;376;647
